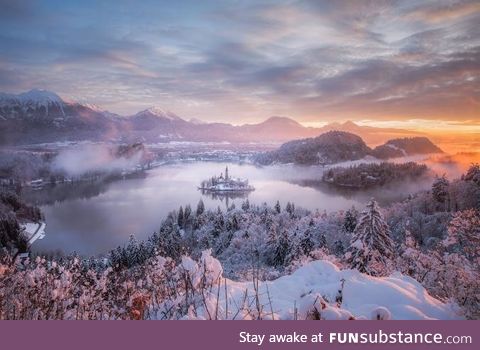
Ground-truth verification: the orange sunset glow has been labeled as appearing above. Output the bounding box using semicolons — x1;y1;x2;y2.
1;1;478;138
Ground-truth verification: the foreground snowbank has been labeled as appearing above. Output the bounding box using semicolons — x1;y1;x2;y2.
268;260;459;320
157;253;460;320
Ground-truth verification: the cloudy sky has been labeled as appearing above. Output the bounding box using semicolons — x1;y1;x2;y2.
0;0;479;130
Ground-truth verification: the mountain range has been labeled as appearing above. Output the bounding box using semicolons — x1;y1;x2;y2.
0;89;422;146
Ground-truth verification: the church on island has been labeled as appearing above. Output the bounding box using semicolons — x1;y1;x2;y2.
199;167;255;192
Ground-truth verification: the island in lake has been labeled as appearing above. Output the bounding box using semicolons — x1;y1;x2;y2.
199;167;255;193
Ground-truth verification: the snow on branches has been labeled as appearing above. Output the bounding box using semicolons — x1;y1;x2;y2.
346;199;394;276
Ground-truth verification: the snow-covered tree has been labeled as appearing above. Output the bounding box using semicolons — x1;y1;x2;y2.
177;206;184;228
333;240;344;256
299;228;314;256
444;209;480;262
463;163;480;186
226;213;239;232
271;229;291;267
157;216;183;259
432;175;449;210
318;234;327;248
404;228;417;249
346;199;394;276
183;205;192;227
343;207;358;233
286;202;295;216
274;200;281;214
212;211;225;238
196;199;205;216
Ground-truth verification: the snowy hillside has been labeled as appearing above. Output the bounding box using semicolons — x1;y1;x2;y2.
0;89;124;144
0;89;64;110
255;132;445;165
135;107;183;121
255;131;372;165
152;252;460;320
372;137;444;159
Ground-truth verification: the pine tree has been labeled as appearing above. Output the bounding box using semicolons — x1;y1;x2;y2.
432;175;449;210
163;225;183;259
333;239;344;256
286;202;295;216
212;211;225;238
346;199;394;276
266;226;277;264
264;213;275;231
343;207;358;233
463;163;480;186
126;235;140;266
196;199;205;216
184;205;192;227
177;206;184;228
274;200;281;214
318;234;327;248
242;199;250;211
272;229;291;267
227;214;239;232
299;229;314;256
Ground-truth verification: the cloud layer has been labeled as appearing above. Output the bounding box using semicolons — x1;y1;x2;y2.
0;0;478;125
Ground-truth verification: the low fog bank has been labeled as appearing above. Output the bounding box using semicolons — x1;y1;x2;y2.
52;144;144;177
0;142;153;184
264;152;479;206
424;152;480;179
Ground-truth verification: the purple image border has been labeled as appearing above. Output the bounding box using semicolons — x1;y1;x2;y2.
0;320;477;350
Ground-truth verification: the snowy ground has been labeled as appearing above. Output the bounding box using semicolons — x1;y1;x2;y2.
21;222;46;245
160;253;461;320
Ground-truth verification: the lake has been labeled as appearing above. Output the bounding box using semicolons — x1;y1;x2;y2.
27;161;433;256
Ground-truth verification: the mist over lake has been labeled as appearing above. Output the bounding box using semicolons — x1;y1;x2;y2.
26;161;433;256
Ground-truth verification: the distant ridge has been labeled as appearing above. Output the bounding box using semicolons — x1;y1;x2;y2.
316;120;423;146
0;89;424;146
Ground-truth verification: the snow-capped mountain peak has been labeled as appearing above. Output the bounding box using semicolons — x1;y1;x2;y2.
76;102;104;112
17;89;64;105
0;89;65;109
137;106;182;121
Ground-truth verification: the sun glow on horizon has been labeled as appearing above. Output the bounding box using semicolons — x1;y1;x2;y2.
301;119;480;135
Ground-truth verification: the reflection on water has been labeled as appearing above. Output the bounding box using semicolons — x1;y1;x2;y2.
292;177;434;207
198;188;249;209
27;161;433;256
23;172;148;206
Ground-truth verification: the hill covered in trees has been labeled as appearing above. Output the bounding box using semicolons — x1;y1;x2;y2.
255;132;443;166
372;137;443;159
255;131;371;165
322;162;430;189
